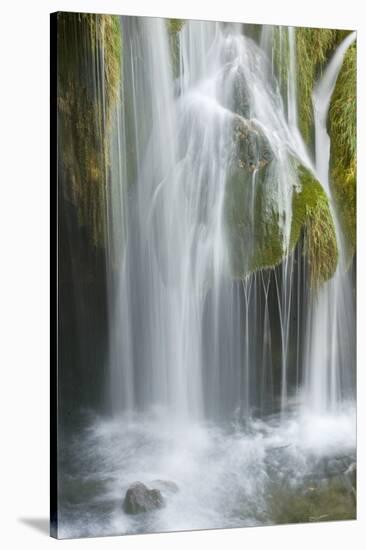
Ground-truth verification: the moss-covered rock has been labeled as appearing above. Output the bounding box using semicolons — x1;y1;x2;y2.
291;166;338;287
224;163;284;278
225;118;339;284
329;42;356;261
224;117;286;278
57;12;122;246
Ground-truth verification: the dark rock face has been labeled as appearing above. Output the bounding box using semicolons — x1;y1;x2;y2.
123;482;165;514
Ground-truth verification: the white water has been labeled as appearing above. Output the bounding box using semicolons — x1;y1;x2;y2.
58;403;356;538
107;19;318;422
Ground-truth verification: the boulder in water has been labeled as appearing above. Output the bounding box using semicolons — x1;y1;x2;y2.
123;482;165;514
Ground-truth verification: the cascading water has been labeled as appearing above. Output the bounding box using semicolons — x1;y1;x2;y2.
57;17;356;538
108;20;312;422
304;31;357;413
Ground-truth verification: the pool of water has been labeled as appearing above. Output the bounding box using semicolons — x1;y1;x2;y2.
57;403;356;539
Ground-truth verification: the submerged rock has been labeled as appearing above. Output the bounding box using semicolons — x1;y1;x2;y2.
123;482;165;514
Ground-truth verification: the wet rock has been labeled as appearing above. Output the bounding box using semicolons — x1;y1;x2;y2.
123;482;165;514
232;116;273;171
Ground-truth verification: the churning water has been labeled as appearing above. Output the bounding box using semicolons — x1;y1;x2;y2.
58;19;356;537
58;404;356;538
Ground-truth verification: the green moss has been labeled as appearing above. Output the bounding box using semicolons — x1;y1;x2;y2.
331;162;356;262
166;19;185;79
167;19;185;34
268;477;356;525
291;166;338;287
225;161;338;286
57;13;122;246
329;42;356;260
251;184;284;273
224;164;285;278
104;15;122;110
329;43;356;167
296;27;338;143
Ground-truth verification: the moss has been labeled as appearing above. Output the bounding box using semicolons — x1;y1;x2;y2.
57;13;122;247
295;28;355;145
225;159;338;286
103;15;122;110
329;42;356;260
250;217;284;273
224;164;285;278
268;477;356;525
250;183;285;273
167;19;185;35
296;27;338;143
166;19;185;79
329;43;356;167
295;29;355;147
291;166;338;287
331;161;356;262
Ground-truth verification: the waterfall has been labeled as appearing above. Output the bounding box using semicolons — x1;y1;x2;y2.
56;15;357;538
304;32;356;413
103;18;357;424
106;19;316;422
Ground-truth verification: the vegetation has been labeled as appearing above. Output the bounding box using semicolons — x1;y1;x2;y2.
167;19;185;78
268;476;356;524
167;19;185;35
296;27;338;143
225;159;338;287
57;13;122;246
291;166;338;288
294;27;356;263
329;42;356;261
